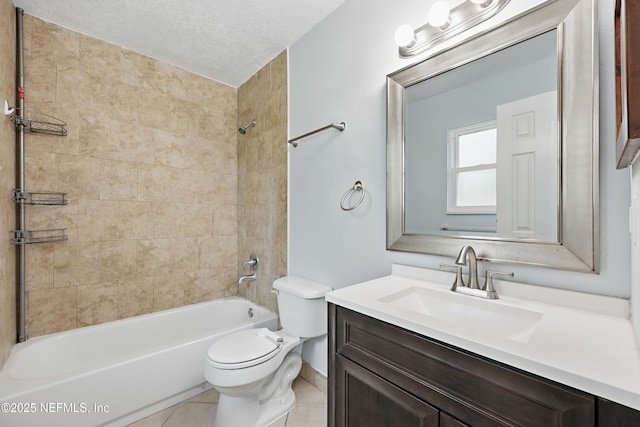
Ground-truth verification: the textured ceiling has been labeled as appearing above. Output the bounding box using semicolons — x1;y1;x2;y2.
12;0;346;87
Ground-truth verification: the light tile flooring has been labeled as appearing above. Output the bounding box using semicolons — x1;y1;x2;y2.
127;378;326;427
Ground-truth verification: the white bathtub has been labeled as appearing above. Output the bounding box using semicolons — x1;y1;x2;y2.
0;297;278;427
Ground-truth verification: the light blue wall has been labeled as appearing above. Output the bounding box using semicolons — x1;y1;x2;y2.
289;0;631;374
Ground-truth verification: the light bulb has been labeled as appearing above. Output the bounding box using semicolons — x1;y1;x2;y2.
395;24;416;47
428;1;451;28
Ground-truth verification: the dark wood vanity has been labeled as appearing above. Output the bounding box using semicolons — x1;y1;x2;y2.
328;304;640;427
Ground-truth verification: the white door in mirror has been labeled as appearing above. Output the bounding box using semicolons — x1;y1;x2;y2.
496;91;558;240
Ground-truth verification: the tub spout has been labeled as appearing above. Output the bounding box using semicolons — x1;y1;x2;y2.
238;254;259;285
238;273;257;285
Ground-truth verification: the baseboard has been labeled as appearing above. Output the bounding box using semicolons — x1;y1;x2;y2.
299;361;327;394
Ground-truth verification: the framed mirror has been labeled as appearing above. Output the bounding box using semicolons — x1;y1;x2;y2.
387;0;599;272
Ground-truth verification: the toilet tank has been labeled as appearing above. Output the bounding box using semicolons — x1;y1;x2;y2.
273;276;333;339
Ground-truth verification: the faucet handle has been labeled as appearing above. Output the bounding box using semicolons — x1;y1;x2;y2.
439;263;466;291
483;270;514;299
243;254;259;271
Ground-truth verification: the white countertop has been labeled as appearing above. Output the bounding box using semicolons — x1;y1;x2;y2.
325;264;640;411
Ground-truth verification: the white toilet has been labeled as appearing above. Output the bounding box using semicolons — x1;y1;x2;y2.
204;276;332;427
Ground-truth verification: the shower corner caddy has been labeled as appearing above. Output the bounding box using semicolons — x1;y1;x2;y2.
10;229;68;245
13;190;68;206
6;101;69;245
4;101;68;136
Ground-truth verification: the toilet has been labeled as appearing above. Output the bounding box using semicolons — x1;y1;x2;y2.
204;276;332;427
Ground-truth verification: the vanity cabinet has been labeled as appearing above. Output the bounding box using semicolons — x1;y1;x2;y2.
329;304;640;427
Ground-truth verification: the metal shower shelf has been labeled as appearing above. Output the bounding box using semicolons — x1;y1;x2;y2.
11;228;68;245
13;190;67;205
4;101;67;136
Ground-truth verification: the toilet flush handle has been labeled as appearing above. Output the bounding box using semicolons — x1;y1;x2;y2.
257;328;284;344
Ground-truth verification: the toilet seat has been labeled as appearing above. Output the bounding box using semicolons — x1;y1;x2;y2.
207;328;283;370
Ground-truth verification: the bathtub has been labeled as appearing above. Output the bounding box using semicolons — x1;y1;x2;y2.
0;297;278;427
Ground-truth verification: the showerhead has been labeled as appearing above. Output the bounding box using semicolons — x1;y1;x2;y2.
238;119;257;135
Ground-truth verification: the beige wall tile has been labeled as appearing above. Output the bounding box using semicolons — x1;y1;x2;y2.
99;240;138;282
170;238;200;273
7;17;287;345
77;282;119;327
118;200;155;240
136;239;173;277
76;199;124;241
117;276;154;318
137;164;176;202
183;204;214;238
25;244;54;291
79;34;121;82
153;129;185;168
79;113;122;160
57;154;101;199
53;241;101;287
198;236;237;272
25;150;58;191
119;48;155;89
27;287;77;336
153;273;191;311
31;18;79;65
152;203;184;239
185;269;235;304
212;205;237;237
137;88;174;132
99;160;139;201
118;123;156;164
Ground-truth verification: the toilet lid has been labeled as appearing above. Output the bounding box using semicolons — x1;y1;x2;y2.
207;328;282;367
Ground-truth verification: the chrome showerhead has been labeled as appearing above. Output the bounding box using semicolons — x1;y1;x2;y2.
238;119;257;135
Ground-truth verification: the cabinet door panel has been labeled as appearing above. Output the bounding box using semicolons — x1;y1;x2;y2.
441;412;471;427
597;398;640;426
335;355;439;427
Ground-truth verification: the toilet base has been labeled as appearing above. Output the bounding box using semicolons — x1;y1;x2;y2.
258;388;296;426
213;352;302;427
214;394;260;427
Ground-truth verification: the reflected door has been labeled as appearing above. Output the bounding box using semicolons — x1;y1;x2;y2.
496;91;558;240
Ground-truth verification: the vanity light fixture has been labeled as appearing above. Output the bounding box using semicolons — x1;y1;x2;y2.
395;0;511;58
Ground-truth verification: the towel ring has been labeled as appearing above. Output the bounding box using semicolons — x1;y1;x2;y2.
340;181;365;211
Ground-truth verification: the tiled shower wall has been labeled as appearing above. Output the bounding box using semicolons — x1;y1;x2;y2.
22;16;240;337
237;52;288;314
0;0;17;366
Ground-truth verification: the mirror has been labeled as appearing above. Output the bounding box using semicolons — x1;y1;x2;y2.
405;30;559;241
387;0;599;272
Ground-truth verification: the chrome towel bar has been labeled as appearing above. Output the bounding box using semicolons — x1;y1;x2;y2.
288;122;346;147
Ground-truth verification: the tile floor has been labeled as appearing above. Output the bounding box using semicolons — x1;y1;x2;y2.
127;377;326;427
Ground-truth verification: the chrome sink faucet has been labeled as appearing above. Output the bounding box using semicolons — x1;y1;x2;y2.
455;245;480;290
238;254;259;284
440;245;514;300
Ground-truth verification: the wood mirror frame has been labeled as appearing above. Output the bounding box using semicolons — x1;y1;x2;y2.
615;0;640;169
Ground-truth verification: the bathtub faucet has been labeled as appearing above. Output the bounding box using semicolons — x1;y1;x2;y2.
238;254;259;285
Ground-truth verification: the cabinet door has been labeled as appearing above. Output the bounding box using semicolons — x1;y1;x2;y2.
334;355;439;427
441;412;471;427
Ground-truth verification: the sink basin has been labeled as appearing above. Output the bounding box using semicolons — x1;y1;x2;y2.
379;286;542;343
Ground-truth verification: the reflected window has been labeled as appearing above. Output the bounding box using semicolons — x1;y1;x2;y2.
447;121;497;214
